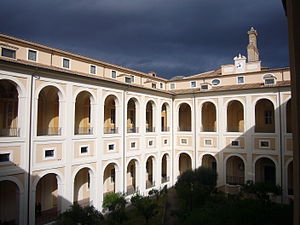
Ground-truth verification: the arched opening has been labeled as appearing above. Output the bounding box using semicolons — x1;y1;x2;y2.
74;168;91;207
255;158;276;184
146;156;155;189
161;154;170;183
126;159;138;195
127;98;138;133
146;101;155;132
0;180;19;224
0;80;19;137
178;103;191;131
226;156;245;185
286;99;291;133
179;153;192;175
74;91;92;135
255;99;275;133
288;161;293;195
35;174;59;225
161;103;169;132
202;154;217;172
37;86;60;136
104;95;118;134
103;163;117;195
202;102;216;132
227;100;244;132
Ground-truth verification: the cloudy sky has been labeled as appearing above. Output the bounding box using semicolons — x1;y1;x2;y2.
0;0;288;79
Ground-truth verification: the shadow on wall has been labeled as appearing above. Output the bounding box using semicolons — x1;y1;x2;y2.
177;97;293;202
0;164;74;225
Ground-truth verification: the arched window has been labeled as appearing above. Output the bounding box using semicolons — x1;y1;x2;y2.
202;102;216;132
74;91;92;135
178;103;191;131
227;100;244;132
255;99;275;133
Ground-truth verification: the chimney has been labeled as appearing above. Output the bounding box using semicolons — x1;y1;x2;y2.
247;27;259;62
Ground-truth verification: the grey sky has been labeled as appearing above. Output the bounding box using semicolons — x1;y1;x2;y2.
0;0;288;79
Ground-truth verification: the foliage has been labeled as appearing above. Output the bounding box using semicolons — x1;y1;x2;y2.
102;193;127;225
175;167;217;209
55;204;104;225
241;180;282;202
131;194;159;225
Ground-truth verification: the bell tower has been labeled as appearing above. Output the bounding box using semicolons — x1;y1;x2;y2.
247;27;259;62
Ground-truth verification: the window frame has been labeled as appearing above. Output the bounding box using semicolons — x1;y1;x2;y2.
230;140;240;147
204;139;213;146
0;151;13;165
62;57;71;69
237;76;245;84
190;81;197;88
1;47;16;59
108;143;115;151
112;70;117;78
130;141;136;149
43;148;56;160
259;140;271;149
90;65;96;75
180;138;188;145
211;79;221;86
170;83;175;90
27;49;38;62
79;145;89;155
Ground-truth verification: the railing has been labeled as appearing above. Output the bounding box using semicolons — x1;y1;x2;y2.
0;128;20;137
202;127;216;132
35;207;58;225
227;126;243;132
37;127;61;136
161;126;170;132
146;127;155;132
104;127;118;134
146;180;155;189
161;176;170;183
178;126;191;132
127;127;139;133
75;127;93;135
226;176;244;185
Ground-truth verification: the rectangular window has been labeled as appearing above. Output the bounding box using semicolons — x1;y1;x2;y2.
90;65;96;74
130;142;136;149
231;140;240;147
62;58;70;69
259;140;270;148
170;83;175;89
148;140;153;146
44;149;55;158
264;111;273;124
131;75;135;83
265;78;275;85
28;49;37;61
108;144;115;151
152;83;157;89
201;84;208;90
191;81;196;88
181;138;188;144
160;83;163;88
112;70;117;78
237;76;245;84
80;146;88;154
0;153;10;162
204;139;212;146
1;48;16;59
125;77;131;83
164;139;168;145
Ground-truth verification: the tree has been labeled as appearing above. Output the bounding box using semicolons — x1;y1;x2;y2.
175;167;217;210
102;193;127;225
131;194;158;225
55;204;104;225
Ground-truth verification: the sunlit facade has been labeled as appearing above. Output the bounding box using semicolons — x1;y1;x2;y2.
0;28;293;224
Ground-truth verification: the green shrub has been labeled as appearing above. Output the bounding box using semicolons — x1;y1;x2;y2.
55;204;103;225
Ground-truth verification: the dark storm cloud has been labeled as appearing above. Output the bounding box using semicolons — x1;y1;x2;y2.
0;0;288;78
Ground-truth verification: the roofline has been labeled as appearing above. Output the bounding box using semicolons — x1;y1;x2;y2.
0;33;168;82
